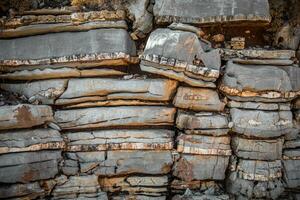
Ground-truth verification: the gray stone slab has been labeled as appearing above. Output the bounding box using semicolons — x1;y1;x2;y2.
0;182;45;199
221;49;295;60
228;100;291;111
154;0;271;25
55;106;176;130
230;108;294;138
0;104;53;130
283;159;300;189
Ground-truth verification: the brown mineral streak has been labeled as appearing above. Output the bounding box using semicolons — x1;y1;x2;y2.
14;105;35;127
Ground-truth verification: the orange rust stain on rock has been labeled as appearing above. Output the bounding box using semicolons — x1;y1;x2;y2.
14;105;35;127
173;158;194;182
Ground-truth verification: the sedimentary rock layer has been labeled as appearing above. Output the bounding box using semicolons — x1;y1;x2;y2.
55;106;176;130
0;104;53;130
154;0;271;25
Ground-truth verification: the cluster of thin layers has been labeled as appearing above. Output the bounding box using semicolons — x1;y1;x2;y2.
0;0;299;199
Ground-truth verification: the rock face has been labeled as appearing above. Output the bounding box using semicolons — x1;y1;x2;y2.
0;1;299;199
154;0;271;25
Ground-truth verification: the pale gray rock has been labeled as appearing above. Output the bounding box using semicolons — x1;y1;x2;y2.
173;154;229;181
0;182;45;199
220;61;300;102
232;58;294;65
177;134;231;156
176;111;229;130
232;136;283;160
283;158;300;189
230;108;294;138
0;29;136;67
56;78;178;105
55;106;176;130
154;0;271;25
0;104;53;130
0;128;64;154
0;79;67;104
0;150;61;183
64;129;174;151
173;87;225;112
172;193;229;200
112;195;166;200
221;49;295;60
228;100;291;111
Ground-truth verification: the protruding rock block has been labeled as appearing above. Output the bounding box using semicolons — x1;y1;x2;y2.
0;104;53;130
221;49;295;60
173;154;229;181
99;176;168;196
66;150;173;176
0;150;61;183
55;106;176;130
176;111;229;131
154;0;271;26
228;100;291;111
230;108;294;138
141;27;221;87
220;61;300;102
173;87;225;112
0;29;137;67
64;129;174;151
51;175;108;200
0;182;45;199
232;136;283;160
177;134;231;156
0;129;64;154
56;78;178;106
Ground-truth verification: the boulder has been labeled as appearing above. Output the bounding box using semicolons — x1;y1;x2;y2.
55;106;176;130
0;128;64;154
0;104;53;130
154;0;270;25
64;129;174;151
173;87;225;112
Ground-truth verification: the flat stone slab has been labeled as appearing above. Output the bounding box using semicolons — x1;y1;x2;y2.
173;154;229;181
56;78;178;105
141;28;221;85
220;61;300;102
99;176;168;195
232;136;283;160
0;79;68;104
0;28;137;67
55;106;176;130
0;104;53;130
228;100;291;111
0;182;45;199
64;129;174;151
66;150;173;176
177;134;231;156
51;175;108;200
176;111;229;130
0;150;61;183
173;87;225;112
283;159;300;189
230;108;294;138
221;49;295;60
0;128;64;154
153;0;271;26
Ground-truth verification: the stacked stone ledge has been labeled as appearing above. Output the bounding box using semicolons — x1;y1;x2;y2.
219;51;300;199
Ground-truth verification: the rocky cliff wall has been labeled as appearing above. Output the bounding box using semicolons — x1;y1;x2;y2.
0;0;299;199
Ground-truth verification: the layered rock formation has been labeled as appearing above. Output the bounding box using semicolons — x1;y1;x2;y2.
0;0;299;199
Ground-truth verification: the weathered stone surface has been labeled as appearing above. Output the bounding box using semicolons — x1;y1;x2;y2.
172;193;230;200
220;61;300;102
283;158;300;189
112;195;166;200
55;106;176;130
177;134;231;156
173;87;225;112
64;129;174;151
0;150;61;183
153;0;271;25
0;128;64;154
176;111;229;130
0;67;127;80
221;49;295;60
173;154;229;181
0;182;45;199
0;104;53;130
230;108;294;138
226;172;284;199
232;136;283;160
228;100;291;110
140;28;221;84
0;29;137;67
0;79;68;104
171;179;220;192
51;175;108;200
67;150;173;176
56;78;178;105
232;58;294;65
99;176;168;195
